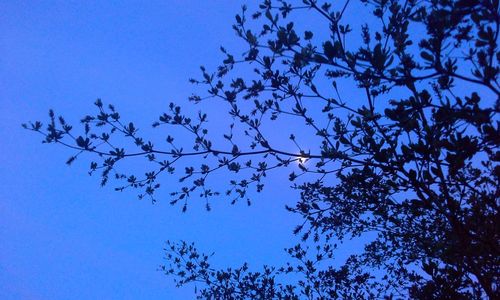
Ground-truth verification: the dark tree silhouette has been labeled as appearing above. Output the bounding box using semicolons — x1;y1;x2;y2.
25;0;499;298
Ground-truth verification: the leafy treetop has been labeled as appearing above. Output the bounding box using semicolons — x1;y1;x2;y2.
26;0;499;299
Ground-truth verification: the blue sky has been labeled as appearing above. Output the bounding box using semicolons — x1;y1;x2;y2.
0;1;315;299
1;1;495;298
2;0;473;298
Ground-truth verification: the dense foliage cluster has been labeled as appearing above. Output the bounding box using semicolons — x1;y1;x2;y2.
27;0;499;298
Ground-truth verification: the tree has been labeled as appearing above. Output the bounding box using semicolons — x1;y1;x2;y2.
25;0;499;298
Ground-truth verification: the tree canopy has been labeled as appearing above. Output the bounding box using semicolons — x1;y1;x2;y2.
26;0;499;298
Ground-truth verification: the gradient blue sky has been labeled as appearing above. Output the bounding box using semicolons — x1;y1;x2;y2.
2;1;494;298
0;1;312;299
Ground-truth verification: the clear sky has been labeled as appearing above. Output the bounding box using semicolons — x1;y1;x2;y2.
2;1;496;298
0;1;314;299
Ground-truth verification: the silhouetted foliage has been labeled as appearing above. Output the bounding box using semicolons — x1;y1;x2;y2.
26;0;499;298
